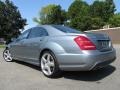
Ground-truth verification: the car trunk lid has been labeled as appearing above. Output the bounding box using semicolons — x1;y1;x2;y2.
66;32;112;52
85;32;112;52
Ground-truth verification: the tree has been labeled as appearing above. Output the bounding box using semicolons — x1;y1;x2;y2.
109;13;120;27
68;0;90;31
67;0;116;31
69;16;92;31
0;0;26;43
34;0;117;31
68;0;89;19
33;4;67;25
91;17;105;29
90;0;115;23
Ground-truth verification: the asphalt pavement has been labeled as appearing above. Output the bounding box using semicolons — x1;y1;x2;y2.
0;45;120;90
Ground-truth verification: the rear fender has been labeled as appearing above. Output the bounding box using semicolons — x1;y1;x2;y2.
41;42;65;54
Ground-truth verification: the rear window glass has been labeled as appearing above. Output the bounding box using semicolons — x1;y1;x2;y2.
52;25;82;33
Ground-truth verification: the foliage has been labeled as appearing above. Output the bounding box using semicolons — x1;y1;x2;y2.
90;0;115;22
68;0;116;31
33;4;67;25
34;0;119;31
109;13;120;27
0;0;26;43
68;0;89;19
69;16;92;31
67;0;91;31
91;17;105;30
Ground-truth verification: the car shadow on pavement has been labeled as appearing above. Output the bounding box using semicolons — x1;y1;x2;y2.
14;60;116;81
62;65;116;81
14;60;41;71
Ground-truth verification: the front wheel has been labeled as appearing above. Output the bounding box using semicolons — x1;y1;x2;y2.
3;49;13;62
40;51;61;78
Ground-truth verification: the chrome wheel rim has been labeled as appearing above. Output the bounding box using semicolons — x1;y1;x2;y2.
3;49;12;62
41;53;55;76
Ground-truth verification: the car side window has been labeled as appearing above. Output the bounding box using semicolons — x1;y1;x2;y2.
17;30;30;41
28;27;48;39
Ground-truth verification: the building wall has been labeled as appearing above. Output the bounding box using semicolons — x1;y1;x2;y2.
86;27;120;43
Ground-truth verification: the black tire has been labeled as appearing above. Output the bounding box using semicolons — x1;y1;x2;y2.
40;51;62;78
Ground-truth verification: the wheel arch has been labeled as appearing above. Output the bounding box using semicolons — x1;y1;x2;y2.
38;42;65;68
39;48;53;59
39;42;65;59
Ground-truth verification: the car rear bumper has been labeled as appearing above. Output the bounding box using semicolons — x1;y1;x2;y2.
56;48;116;71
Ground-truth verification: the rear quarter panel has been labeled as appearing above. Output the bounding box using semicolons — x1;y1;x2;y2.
43;36;82;54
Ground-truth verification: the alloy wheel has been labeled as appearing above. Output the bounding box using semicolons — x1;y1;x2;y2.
41;53;55;76
3;49;13;62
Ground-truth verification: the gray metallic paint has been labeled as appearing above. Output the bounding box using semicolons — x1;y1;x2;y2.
7;25;116;71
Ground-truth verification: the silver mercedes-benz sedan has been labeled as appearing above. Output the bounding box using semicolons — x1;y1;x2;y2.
3;25;116;78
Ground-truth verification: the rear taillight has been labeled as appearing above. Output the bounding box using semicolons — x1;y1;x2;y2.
74;36;96;50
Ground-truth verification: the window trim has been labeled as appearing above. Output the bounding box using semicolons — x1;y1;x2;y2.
26;28;33;39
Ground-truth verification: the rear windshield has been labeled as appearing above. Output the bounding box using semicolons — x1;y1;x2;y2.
52;25;82;33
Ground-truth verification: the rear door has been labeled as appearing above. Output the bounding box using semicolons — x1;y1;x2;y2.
20;27;48;64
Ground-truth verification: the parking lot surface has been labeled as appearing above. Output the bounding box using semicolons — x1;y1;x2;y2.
0;45;120;90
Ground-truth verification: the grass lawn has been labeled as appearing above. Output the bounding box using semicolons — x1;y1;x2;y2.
0;45;5;48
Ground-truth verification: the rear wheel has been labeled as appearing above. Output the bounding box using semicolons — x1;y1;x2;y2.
40;51;61;78
3;49;13;62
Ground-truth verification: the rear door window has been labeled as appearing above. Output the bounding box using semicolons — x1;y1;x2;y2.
28;27;48;39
